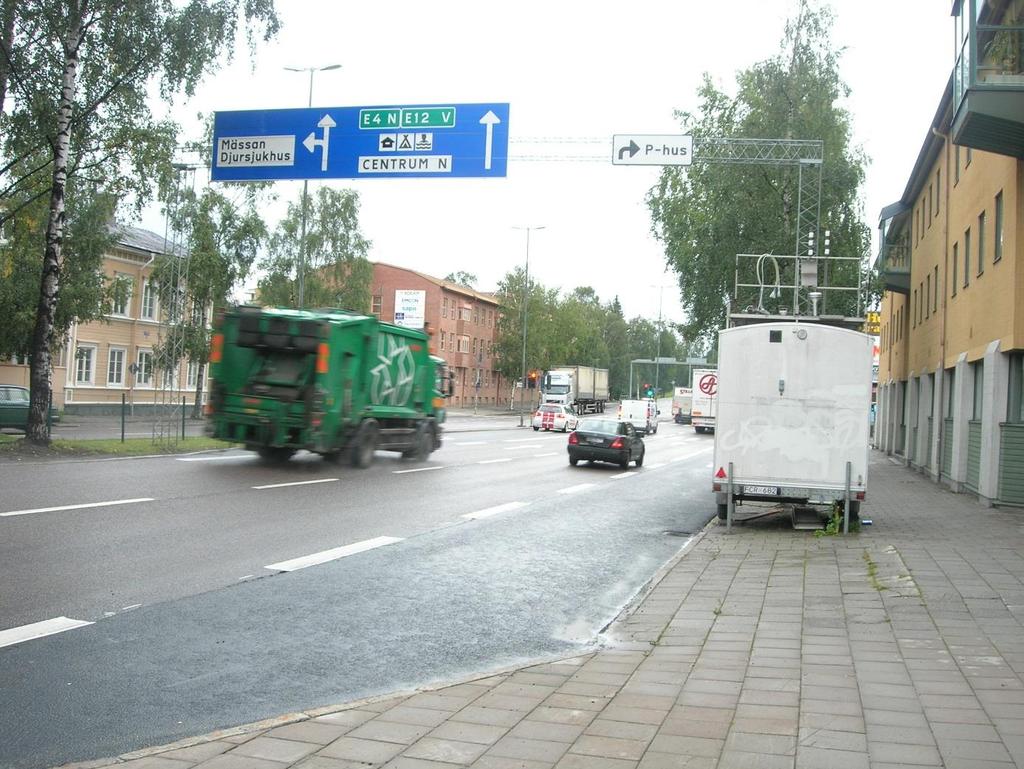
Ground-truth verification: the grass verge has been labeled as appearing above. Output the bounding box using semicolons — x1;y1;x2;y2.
0;434;238;458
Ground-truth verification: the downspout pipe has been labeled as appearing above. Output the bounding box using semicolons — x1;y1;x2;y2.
931;123;950;483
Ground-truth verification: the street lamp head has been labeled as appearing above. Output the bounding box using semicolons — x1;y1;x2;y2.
284;64;342;73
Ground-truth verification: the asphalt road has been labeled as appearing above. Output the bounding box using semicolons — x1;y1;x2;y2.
0;417;713;769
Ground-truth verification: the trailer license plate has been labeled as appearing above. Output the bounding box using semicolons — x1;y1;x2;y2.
745;485;779;496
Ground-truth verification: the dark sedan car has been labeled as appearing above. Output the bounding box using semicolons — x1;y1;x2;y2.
567;417;645;468
0;385;59;432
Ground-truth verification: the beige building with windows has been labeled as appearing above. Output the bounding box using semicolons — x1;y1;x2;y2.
875;0;1024;505
0;225;201;414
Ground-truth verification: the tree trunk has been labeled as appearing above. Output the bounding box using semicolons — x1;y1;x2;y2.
192;306;209;419
0;0;15;116
27;8;82;444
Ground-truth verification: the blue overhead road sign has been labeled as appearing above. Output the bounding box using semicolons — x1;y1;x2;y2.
212;102;509;181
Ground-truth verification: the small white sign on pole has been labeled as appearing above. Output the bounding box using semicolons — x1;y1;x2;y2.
393;289;426;329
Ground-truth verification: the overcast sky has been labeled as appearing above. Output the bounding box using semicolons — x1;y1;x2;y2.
139;0;952;326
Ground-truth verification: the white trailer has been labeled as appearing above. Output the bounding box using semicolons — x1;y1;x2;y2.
671;387;693;424
542;366;609;414
691;368;718;433
712;322;873;521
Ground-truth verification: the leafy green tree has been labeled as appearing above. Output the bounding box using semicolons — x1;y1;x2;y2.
444;271;477;288
647;0;870;349
602;297;630;399
257;187;372;313
2;0;280;443
492;267;560;398
152;187;267;417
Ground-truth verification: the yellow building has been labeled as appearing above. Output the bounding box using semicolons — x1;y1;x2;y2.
0;225;200;414
875;0;1024;505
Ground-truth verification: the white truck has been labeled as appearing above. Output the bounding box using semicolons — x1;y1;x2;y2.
690;368;718;433
541;366;609;414
712;322;873;521
671;387;693;424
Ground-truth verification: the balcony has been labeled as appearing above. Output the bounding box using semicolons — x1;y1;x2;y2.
876;203;911;295
951;0;1024;157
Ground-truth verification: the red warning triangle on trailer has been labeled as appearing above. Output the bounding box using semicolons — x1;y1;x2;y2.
715;467;727;479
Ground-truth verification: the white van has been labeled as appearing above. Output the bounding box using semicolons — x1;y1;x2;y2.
618;398;658;435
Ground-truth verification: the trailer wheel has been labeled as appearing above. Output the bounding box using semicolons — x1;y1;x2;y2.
351;419;379;468
257;446;295;463
717;503;728;521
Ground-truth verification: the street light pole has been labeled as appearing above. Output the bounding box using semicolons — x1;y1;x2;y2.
654;285;664;395
513;225;545;427
284;63;341;310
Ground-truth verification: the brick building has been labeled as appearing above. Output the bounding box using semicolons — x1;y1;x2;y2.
370;263;504;408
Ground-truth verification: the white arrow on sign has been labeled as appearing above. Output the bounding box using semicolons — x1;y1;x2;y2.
303;114;336;172
479;110;501;171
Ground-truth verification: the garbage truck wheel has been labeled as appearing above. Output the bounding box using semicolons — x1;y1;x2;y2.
402;423;434;460
351;420;379;468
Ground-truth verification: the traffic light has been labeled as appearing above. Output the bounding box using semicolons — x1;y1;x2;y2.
643;383;656;398
527;371;538;389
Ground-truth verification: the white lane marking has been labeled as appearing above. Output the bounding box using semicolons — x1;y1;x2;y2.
238;575;254;581
252;478;338;490
1;497;155;518
671;449;714;463
393;466;444;475
454;441;486;446
265;536;403;572
609;471;637;479
534;452;558;458
121;604;142;611
462;501;528;520
645;463;665;470
504;437;543;443
505;444;541;450
176;454;252;462
557;483;595;495
479;458;512;464
0;617;93;649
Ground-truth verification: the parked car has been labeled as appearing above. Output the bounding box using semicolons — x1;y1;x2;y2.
567;417;645;468
0;385;60;432
532;403;578;432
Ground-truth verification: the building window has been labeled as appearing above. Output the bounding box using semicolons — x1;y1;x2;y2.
111;273;132;317
925;275;930;319
442;297;448;318
966;147;973;167
458;335;470;353
371;294;382;317
136;349;154;387
963;227;971;288
141;280;156;320
1009;354;1024;423
994;191;1003;262
472;338;478;355
75;344;96;385
912;289;918;328
460;306;472;321
977;211;986;276
927;184;932;224
473;307;479;324
955;145;961;184
935;170;940;216
107;347;126;386
952;243;959;296
439;333;446;351
933;266;939;313
187;360;202;388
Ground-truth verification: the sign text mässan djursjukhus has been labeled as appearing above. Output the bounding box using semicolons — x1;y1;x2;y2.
218;135;295;167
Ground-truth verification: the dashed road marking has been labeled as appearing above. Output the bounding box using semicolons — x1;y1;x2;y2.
557;483;595;495
252;478;339;490
1;497;155;518
454;441;487;446
504;437;543;443
609;471;637;479
534;452;558;458
393;466;445;475
462;501;528;520
479;458;512;464
645;463;665;469
121;604;142;611
505;444;541;450
0;617;94;649
265;536;403;572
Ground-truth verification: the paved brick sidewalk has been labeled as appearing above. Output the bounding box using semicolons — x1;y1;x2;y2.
62;453;1024;769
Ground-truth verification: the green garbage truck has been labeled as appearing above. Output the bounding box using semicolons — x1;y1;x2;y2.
206;305;450;465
